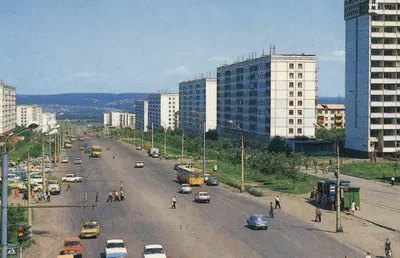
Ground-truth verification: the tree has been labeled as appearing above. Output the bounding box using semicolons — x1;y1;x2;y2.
315;128;345;150
267;136;289;153
205;129;218;141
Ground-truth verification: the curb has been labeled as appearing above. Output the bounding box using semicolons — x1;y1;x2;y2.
350;214;398;232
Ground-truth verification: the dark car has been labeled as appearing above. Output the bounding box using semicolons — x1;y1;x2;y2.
206;177;219;186
247;214;269;230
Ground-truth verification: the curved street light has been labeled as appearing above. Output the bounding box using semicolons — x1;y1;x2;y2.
226;120;245;193
193;111;206;174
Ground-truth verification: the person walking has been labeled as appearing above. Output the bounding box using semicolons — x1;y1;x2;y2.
115;190;120;201
84;191;88;202
269;202;274;218
47;190;51;202
112;188;116;201
385;238;391;256
95;192;99;203
120;190;125;201
66;181;72;191
365;251;372;258
315;208;322;222
391;176;395;186
106;191;113;202
120;181;123;191
350;200;356;214
275;195;281;209
43;191;47;202
172;196;177;209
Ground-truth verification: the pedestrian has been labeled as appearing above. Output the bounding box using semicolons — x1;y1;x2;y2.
120;190;125;201
374;154;377;163
43;191;47;202
365;251;372;258
47;190;51;202
269;202;274;218
315;208;322;222
112;188;116;201
350;200;356;214
95;192;99;203
385;238;391;255
31;191;35;204
115;190;120;201
310;187;316;199
391;176;395;186
106;191;113;202
66;181;72;191
172;195;177;209
15;188;19;198
370;154;373;162
84;191;88;202
275;195;281;209
120;181;123;191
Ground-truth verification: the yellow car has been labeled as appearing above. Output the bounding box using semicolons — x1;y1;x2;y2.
79;221;100;238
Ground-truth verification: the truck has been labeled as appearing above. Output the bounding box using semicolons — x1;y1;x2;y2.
147;147;159;157
61;174;83;183
64;140;72;149
90;145;102;157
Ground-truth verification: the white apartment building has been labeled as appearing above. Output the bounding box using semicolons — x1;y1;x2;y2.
179;78;217;134
135;100;148;132
217;54;317;138
103;112;135;128
16;105;42;127
344;0;400;156
40;112;57;133
0;83;16;136
317;104;346;130
148;93;179;130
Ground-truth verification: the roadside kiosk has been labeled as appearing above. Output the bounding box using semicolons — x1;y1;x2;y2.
341;185;361;211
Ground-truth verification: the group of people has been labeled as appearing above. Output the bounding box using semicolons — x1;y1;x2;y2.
32;190;51;203
106;181;125;202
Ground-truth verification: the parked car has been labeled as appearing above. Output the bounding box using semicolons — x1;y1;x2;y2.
204;174;211;182
61;156;70;163
141;244;167;258
74;158;82;165
61;174;83;183
194;192;211;203
246;214;269;230
104;239;128;257
152;153;159;158
178;184;192;194
135;161;144;168
30;173;43;184
136;146;142;150
206;177;219;186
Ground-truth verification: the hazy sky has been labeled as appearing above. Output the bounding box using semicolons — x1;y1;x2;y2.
0;1;345;97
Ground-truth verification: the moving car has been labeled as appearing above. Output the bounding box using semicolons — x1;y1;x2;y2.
104;239;128;258
247;214;269;230
135;161;144;168
61;156;70;163
74;158;82;165
178;184;192;194
79;221;100;238
206;177;219;186
141;244;167;258
79;146;84;150
61;174;83;183
63;237;83;258
30;173;43;184
147;147;159;157
47;179;61;194
194;192;211;203
136;146;142;150
204;174;211;182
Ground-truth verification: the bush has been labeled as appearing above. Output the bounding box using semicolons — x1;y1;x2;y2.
244;186;264;197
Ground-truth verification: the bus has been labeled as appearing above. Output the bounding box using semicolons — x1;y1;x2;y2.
90;145;102;157
176;165;204;186
64;140;72;149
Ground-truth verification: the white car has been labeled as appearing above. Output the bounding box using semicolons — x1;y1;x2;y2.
74;158;82;165
204;173;211;182
61;174;83;183
104;239;128;258
178;184;192;194
47;180;61;194
30;173;43;184
135;161;144;168
17;182;43;192
194;192;211;203
61;156;70;163
142;244;167;258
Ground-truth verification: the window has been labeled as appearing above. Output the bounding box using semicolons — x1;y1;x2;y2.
298;101;303;106
298;110;303;115
298;63;303;69
289;119;294;125
298;92;303;97
298;73;303;79
289;91;294;97
298;82;302;88
289;73;294;78
297;119;302;124
297;128;302;134
289;82;294;88
289;128;294;134
289;63;294;69
289;110;294;115
289;101;294;106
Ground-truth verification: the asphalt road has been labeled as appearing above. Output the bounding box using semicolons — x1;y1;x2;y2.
52;137;363;258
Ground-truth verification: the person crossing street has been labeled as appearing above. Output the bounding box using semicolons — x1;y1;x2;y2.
106;191;113;202
269;202;274;218
172;196;177;209
66;181;72;191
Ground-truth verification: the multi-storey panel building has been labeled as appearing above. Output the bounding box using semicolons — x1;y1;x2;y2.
344;0;400;156
317;104;346;130
16;105;42;127
135;100;148;132
148;93;179;130
179;78;217;134
217;54;317;138
103;112;135;128
0;83;16;136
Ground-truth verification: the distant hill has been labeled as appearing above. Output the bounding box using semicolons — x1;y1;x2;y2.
318;96;344;104
17;93;149;112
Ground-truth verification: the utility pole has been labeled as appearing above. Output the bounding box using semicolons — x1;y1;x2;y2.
27;152;32;227
151;123;154;148
49;134;52;175
133;128;136;146
240;128;244;193
1;151;9;258
141;131;144;148
42;136;46;192
202;119;206;174
181;128;184;164
164;128;167;158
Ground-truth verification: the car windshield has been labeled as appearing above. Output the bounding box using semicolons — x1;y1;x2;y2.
256;216;266;221
144;248;165;254
64;241;80;247
107;243;125;248
92;148;101;152
200;193;209;196
181;184;190;187
83;224;97;229
48;181;57;184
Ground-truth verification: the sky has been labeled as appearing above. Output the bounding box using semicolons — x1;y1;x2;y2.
0;1;345;97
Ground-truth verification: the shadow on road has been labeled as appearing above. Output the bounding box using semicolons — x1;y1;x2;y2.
275;224;336;233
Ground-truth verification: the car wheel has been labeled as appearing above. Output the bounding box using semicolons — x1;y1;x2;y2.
207;200;210;203
189;191;192;194
74;180;78;183
264;226;268;230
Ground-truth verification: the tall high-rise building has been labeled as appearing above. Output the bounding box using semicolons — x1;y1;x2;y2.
344;0;400;156
217;54;317;138
179;78;217;134
0;83;16;136
148;93;179;130
135;100;149;132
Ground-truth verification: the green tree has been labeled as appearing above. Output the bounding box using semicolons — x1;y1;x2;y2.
268;136;289;153
315;128;345;150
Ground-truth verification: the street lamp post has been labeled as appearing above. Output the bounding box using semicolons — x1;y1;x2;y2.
314;123;343;232
1;124;38;258
193;112;206;174
161;122;167;158
226;120;244;193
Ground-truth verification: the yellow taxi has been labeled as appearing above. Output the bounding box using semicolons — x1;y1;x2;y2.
79;221;100;238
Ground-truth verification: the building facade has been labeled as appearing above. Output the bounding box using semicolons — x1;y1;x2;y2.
217;54;317;138
103;112;135;128
135;100;148;132
40;112;57;133
344;0;400;156
148;93;179;130
179;78;217;134
317;104;345;130
16;105;42;127
0;83;16;136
